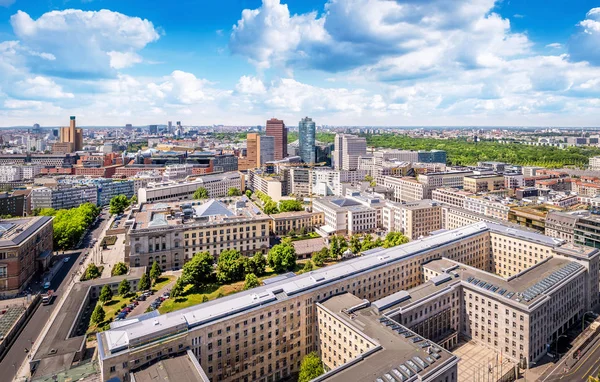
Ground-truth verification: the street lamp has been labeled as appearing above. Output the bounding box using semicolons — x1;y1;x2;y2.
582;311;595;332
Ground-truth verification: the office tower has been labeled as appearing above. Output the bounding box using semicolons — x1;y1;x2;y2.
258;135;275;165
168;121;172;133
239;133;259;170
298;116;316;164
149;125;158;135
57;116;83;152
334;134;367;170
52;128;59;138
266;118;287;160
125;124;133;129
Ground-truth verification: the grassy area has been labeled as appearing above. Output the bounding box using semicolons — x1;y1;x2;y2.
158;261;314;314
87;292;137;334
289;232;320;241
101;235;117;246
152;275;176;291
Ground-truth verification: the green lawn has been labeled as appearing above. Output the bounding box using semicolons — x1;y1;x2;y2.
87;292;137;334
152;275;176;291
158;261;316;314
289;232;320;241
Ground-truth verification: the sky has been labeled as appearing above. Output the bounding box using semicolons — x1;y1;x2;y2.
0;0;600;127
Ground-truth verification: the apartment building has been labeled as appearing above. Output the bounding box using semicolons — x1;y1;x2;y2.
0;193;25;217
248;169;284;201
138;172;243;203
269;211;324;236
441;205;518;231
382;200;442;240
504;173;525;189
286;168;311;197
431;188;474;208
383;176;432;202
126;198;271;269
545;211;580;244
463;174;505;193
98;222;595;382
589;156;600;171
163;164;194;181
31;185;98;210
0;216;53;296
0;164;43;182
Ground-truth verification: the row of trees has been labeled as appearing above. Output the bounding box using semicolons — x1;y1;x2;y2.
254;190;304;214
193;187;243;201
311;232;409;267
92;279;134;325
36;203;100;250
364;133;600;168
109;194;137;215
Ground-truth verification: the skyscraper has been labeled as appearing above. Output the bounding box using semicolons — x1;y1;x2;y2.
258;135;275;165
239;133;259;170
266;118;287;160
55;116;83;153
298;117;316;164
334;134;367;170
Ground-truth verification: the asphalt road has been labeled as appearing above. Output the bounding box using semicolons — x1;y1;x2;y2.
542;333;600;382
0;211;109;382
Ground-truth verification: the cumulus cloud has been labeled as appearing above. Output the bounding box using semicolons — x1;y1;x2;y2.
569;8;600;65
10;9;159;77
236;76;266;94
17;76;75;99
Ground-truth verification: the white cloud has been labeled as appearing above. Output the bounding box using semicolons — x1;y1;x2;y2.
17;76;74;99
10;9;159;77
236;76;266;94
569;8;600;65
0;0;15;7
546;43;562;49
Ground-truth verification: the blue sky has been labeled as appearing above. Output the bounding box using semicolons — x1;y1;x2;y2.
0;0;600;127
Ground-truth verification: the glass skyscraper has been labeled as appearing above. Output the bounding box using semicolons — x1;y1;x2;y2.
298;117;316;164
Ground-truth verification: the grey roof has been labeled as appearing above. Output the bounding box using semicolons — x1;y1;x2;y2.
330;198;361;207
148;214;168;228
193;199;234;217
0;216;52;247
99;221;565;357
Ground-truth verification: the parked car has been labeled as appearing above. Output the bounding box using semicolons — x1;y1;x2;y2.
63;257;70;263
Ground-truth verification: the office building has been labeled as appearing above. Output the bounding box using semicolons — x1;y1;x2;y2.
383;176;433;202
138;172;243;203
269;211;324;236
312;194;380;236
266;118;287;160
463;174;505;193
382;200;442;240
0;193;25;217
98;222;598;381
311;169;367;197
417;170;473;189
431;188;473;208
164;164;194;181
0;216;53;297
545;210;600;249
247;169;284;201
333;134;367;171
126;198;271;269
31;185;98;210
298;117;316;164
239;133;259;171
258;135;275;165
54;116;83;153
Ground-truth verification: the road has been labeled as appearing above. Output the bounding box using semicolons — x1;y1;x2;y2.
0;211;110;382
542;332;600;382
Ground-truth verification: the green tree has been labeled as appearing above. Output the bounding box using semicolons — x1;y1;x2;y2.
350;234;362;254
99;285;113;305
149;261;162;284
118;279;131;296
228;187;242;196
383;232;409;248
138;273;150;291
250;252;267;276
312;249;327;267
278;199;303;212
90;305;106;325
267;239;297;273
130;195;138;205
329;236;347;260
298;352;324;382
181;251;215;287
263;201;279;214
170;278;185;297
109;194;130;215
216;249;246;283
193;187;209;200
245;189;253;198
83;263;101;280
303;260;314;272
111;262;128;276
361;234;377;251
243;273;260;290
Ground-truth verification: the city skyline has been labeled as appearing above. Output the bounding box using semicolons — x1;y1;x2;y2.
0;0;600;127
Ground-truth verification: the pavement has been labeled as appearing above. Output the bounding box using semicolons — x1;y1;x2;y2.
0;210;112;382
99;233;127;278
127;271;178;317
453;339;514;382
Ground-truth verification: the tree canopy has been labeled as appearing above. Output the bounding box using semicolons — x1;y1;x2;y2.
246;252;267;276
138;273;150;291
267;239;297;273
149;262;162;283
382;232;409;248
170;278;185;297
109;195;130;215
245;189;253;198
82;263;101;281
99;285;113;305
181;251;215;287
228;187;242;196
193;187;209;200
118;279;131;296
243;273;260;290
278;199;304;212
216;249;246;283
111;262;128;276
90;305;105;325
39;203;100;250
298;352;324;382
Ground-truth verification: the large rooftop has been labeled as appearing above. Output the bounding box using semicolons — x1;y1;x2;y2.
318;293;458;382
0;216;52;247
99;222;566;358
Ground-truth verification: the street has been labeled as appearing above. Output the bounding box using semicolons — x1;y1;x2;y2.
0;210;110;382
542;333;600;382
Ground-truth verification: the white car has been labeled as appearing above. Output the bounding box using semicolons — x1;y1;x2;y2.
63;257;70;263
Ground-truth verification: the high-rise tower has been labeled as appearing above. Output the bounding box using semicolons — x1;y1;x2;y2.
266;118;287;160
298;117;316;164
